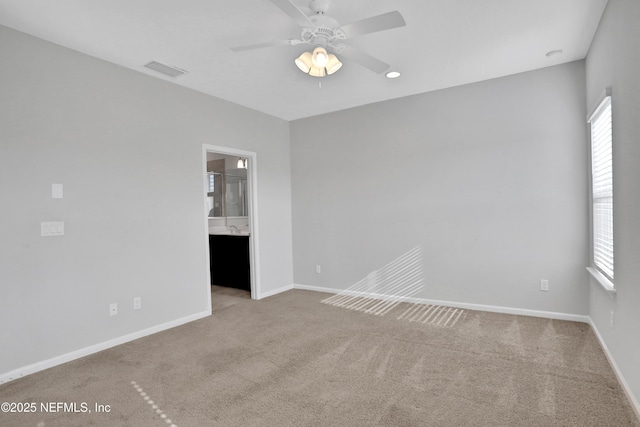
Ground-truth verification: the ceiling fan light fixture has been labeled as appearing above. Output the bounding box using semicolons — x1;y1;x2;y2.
295;48;341;77
295;51;313;73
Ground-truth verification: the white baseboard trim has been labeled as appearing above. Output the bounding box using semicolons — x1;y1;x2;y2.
293;283;590;323
292;283;332;294
257;283;294;300
589;318;640;421
0;310;211;385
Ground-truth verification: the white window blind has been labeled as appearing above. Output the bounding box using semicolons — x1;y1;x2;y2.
209;173;215;193
588;95;613;280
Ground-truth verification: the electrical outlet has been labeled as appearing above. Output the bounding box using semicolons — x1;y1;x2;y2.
109;303;118;316
133;297;141;310
315;265;321;274
540;279;549;291
52;183;63;199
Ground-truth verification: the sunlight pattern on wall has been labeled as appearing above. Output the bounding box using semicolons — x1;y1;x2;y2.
321;245;424;316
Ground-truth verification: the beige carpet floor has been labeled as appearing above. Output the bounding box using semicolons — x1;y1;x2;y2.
0;287;638;427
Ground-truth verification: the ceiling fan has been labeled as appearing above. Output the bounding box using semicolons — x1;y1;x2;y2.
230;0;406;77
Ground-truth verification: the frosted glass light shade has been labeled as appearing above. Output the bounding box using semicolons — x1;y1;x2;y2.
295;51;313;73
325;54;342;75
308;66;326;77
311;47;329;68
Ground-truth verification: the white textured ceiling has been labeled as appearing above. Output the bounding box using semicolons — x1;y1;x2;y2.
0;0;607;121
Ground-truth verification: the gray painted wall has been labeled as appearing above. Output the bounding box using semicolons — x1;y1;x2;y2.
291;61;589;316
0;25;293;375
2;2;638;410
585;0;640;408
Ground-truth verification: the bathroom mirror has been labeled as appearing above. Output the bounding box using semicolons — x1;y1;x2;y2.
225;169;248;217
207;168;248;218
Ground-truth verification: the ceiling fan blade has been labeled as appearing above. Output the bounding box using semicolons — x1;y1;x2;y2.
339;45;390;74
339;11;406;38
230;39;304;52
270;0;315;28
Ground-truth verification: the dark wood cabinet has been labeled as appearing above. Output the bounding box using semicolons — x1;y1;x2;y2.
209;235;250;291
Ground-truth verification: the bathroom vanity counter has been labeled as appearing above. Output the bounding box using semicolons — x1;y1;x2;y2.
208;230;250;236
208;226;250;236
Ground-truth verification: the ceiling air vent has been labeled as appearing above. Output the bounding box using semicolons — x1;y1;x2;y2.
144;61;187;78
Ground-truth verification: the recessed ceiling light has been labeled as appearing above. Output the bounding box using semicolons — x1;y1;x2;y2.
386;71;401;79
545;49;563;58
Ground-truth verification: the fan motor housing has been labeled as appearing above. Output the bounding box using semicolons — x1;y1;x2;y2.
309;0;330;14
310;13;338;29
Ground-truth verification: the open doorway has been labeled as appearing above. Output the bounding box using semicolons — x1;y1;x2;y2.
203;145;260;303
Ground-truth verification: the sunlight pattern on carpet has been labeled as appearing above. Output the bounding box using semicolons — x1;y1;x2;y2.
397;303;467;328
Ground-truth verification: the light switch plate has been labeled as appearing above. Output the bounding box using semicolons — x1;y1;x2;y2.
41;221;64;236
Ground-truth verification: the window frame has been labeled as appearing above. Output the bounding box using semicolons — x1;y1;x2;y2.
587;88;615;292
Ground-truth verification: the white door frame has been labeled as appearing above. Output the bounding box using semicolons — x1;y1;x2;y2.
203;144;260;300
